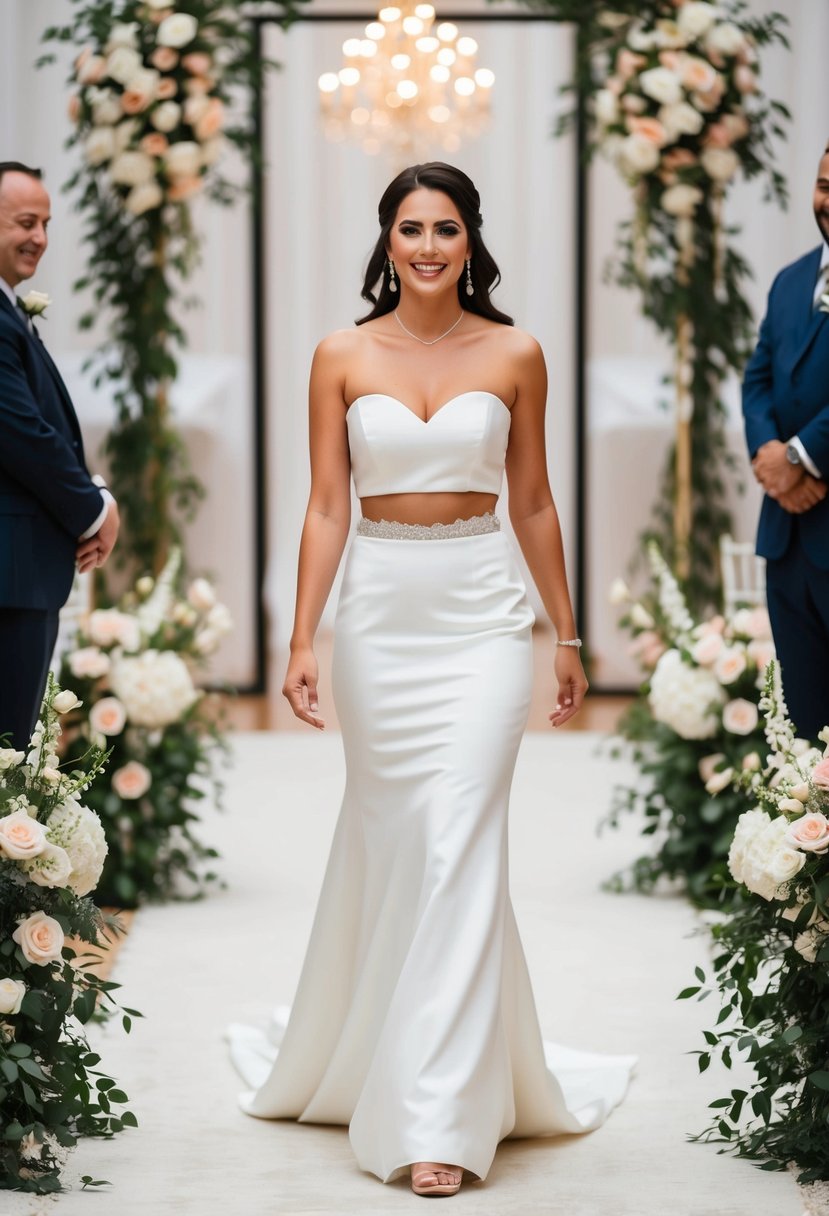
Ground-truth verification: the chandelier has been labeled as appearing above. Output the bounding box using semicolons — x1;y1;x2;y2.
317;4;494;162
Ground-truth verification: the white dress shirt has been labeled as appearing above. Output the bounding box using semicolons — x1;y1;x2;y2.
788;243;829;478
0;273;110;537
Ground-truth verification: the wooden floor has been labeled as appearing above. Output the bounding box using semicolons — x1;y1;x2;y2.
221;627;632;734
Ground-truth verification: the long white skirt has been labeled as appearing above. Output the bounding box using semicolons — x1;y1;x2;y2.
228;520;636;1184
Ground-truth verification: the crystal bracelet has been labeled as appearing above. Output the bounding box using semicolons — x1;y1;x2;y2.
556;638;583;648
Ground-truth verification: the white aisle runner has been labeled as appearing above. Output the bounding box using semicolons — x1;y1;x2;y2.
15;732;799;1215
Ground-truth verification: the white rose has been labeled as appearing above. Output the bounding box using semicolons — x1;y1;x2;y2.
705;21;746;57
113;118;139;153
595;89;619;127
24;842;73;889
53;689;82;714
77;54;106;86
183;94;210;126
714;646;747;685
84;127;116;166
617;133;661;178
199;137;223;168
628;25;658;52
722;698;758;735
630;603;654;629
157;13;199;49
106;46;143;87
655;19;686;49
677;2;719;39
609;578;630;606
699;752;726;784
659;102;705;140
147;0;173;6
112;761;152;801
206;603;232;633
728;808;770;886
639;67;683;106
701;146;740;182
649;649;724;739
127;68;160;100
92;91;123;126
44;800;108;897
187;577;216;611
87;608;141;652
68;647;111;680
747;640;775;673
164;141;202;179
742;752;761;771
0;978;26;1016
125;182;164;216
151;101;182;134
768;846;807;886
106;22;140;51
661;184;704;218
194;628;219;655
110;151;156;187
0;748;24;772
89;697;127;737
12;911;65;966
0;810;46;860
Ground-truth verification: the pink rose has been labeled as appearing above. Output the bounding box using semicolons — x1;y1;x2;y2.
181;52;212;76
785;812;829;854
150;47;179;71
627;117;669;147
616;49;647;80
194;98;224;141
734;64;757;94
722;698;759;735
692;631;724;666
747;640;775;672
714;646;747;685
680;56;717;92
628;629;666;670
812;758;829;790
112;761;152;801
0;810;46;861
12;911;65;966
156;77;179;100
704;122;733;148
89;697;127;736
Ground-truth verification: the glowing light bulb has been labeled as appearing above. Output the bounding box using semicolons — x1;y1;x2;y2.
402;16;424;36
397;79;419;100
391;53;410;70
379;6;401;21
365;22;385;39
342;38;361;57
456;37;478;56
436;47;456;66
339;67;360;86
350;107;370;125
436;22;458;41
428;104;450;123
474;68;495;88
415;4;435;18
429;64;450;83
318;73;339;92
415;36;439;53
454;77;475;96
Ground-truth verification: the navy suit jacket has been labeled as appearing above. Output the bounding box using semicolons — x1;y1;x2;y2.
0;291;102;610
742;245;829;568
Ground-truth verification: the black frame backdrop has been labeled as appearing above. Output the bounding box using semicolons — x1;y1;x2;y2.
249;9;588;694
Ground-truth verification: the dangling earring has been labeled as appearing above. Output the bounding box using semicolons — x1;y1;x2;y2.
465;257;474;297
388;258;397;293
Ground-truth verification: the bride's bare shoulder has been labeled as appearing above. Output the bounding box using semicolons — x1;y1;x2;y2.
313;324;380;362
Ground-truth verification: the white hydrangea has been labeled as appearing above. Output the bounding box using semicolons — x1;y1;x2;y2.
649;649;724;739
111;650;198;728
728;809;806;900
44;799;108;898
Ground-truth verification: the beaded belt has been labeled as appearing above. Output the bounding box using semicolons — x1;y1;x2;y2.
356;511;501;540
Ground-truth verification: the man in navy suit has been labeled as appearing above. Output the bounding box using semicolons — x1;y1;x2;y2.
0;162;119;749
743;142;829;739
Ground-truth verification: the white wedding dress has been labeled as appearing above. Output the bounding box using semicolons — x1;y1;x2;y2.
227;391;636;1183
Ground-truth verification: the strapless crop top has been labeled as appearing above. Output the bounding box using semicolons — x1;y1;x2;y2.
345;391;511;497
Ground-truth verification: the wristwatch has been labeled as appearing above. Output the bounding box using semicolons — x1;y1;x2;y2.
786;443;802;466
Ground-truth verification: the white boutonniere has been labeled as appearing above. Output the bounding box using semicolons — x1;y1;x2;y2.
820;290;829;316
18;291;51;319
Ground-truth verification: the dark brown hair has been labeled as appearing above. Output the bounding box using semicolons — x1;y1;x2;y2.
0;162;43;188
356;161;513;327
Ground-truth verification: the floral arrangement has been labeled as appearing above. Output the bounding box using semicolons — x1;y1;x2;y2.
0;679;138;1194
605;543;774;904
40;0;308;575
682;665;829;1192
58;549;232;908
529;0;786;606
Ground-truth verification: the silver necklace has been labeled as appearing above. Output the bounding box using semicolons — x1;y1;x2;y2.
393;308;465;345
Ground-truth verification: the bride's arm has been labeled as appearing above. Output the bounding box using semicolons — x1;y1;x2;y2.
283;333;353;729
504;333;588;728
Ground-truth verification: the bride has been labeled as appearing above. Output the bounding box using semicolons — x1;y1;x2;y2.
228;161;635;1197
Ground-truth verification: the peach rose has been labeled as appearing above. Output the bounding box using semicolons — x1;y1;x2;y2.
112;761;152;801
156;77;178;100
722;111;750;142
662;147;698;171
181;53;212;76
195;98;224;141
785;813;829;854
122;89;152;115
680;56;718;92
616;49;647;80
12;911;65;966
704;122;734;148
812;758;829;790
184;94;210;125
628;117;669;147
747;640;775;672
78;55;106;86
75;46;92;72
734;65;757;94
714;646;747;685
692;631;724;666
68;93;82;123
167;175;203;202
659;51;682;71
699;753;726;784
140;132;169;156
150;47;179;71
628;629;666;670
89;697;127;736
723;698;759;735
0;810;46;860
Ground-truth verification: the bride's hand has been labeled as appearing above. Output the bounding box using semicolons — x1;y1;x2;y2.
282;648;325;729
548;647;588;728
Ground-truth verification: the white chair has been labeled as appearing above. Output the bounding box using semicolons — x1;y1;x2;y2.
719;534;766;611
